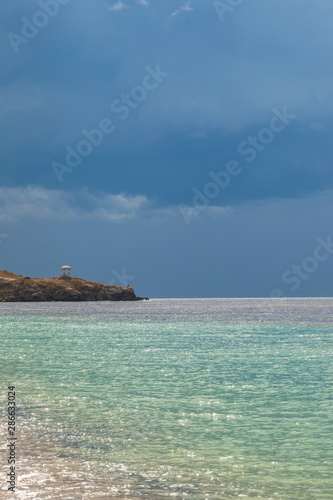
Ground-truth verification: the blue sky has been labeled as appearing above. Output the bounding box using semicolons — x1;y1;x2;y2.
0;0;332;297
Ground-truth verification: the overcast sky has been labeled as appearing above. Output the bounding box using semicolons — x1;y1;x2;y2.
1;0;332;297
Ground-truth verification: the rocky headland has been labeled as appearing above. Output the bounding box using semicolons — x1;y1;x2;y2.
0;271;148;302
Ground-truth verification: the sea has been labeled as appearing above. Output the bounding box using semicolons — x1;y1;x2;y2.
0;298;332;499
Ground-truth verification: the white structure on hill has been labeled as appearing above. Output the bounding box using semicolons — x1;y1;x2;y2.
60;265;72;277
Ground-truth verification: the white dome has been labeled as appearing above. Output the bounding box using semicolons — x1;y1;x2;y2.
61;265;71;270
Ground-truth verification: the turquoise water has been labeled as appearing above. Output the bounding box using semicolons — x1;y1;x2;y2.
0;298;332;499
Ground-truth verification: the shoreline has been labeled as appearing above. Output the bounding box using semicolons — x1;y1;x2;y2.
1;413;168;500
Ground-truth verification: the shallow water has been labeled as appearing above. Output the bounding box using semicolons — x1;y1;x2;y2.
1;298;332;499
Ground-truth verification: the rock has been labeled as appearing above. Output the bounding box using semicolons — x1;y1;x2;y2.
0;270;148;302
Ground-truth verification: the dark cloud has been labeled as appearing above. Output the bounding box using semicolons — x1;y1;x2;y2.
1;0;332;295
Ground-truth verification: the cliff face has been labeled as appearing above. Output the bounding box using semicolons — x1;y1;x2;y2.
0;271;147;302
